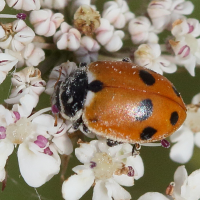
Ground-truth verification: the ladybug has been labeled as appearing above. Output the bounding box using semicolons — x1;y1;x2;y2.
52;58;186;144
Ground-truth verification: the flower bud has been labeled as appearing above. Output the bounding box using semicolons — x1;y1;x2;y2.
74;5;100;35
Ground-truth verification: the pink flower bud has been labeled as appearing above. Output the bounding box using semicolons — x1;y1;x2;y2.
30;9;64;37
53;22;81;51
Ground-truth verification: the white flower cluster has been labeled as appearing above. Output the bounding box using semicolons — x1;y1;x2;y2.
127;0;197;76
0;94;73;186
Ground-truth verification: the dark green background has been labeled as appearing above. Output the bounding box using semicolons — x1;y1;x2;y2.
1;0;200;199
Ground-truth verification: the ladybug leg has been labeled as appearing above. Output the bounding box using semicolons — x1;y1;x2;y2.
81;123;91;135
122;57;131;62
72;117;83;130
106;139;123;147
132;143;141;156
73;117;92;135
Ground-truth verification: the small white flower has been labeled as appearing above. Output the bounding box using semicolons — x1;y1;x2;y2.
0;52;18;84
0;20;35;51
6;0;41;11
128;16;160;44
5;66;46;106
17;113;73;187
0;0;5;11
147;0;194;30
74;36;100;63
22;43;45;67
169;18;200;76
30;9;64;37
62;140;144;200
45;61;78;95
95;18;124;52
102;0;135;29
4;49;25;68
53;22;81;51
5;43;45;68
40;0;68;10
134;43;177;74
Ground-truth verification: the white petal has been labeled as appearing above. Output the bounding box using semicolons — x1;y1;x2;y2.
105;34;123;52
186;170;200;199
52;134;73;155
170;127;194;163
0;71;7;84
173;166;188;199
75;141;97;164
127;155;144;180
12;94;36;117
192;93;200;104
18;143;61;187
113;174;134;187
72;165;89;174
0;168;5;181
105;179;131;200
62;169;94;200
0;139;14;181
194;132;200;148
0;53;18;72
0;0;5;11
138;192;169;200
93;180;111;200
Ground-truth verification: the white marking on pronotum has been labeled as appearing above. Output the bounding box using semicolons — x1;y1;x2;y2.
85;91;95;107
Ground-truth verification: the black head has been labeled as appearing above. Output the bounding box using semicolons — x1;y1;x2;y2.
52;68;88;120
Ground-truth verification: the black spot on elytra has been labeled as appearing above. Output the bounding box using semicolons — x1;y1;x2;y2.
172;86;180;97
135;99;153;121
170;111;179;125
122;57;131;62
107;139;123;147
140;127;157;140
139;70;155;86
88;80;104;92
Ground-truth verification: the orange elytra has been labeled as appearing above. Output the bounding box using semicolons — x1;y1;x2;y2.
52;58;187;144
